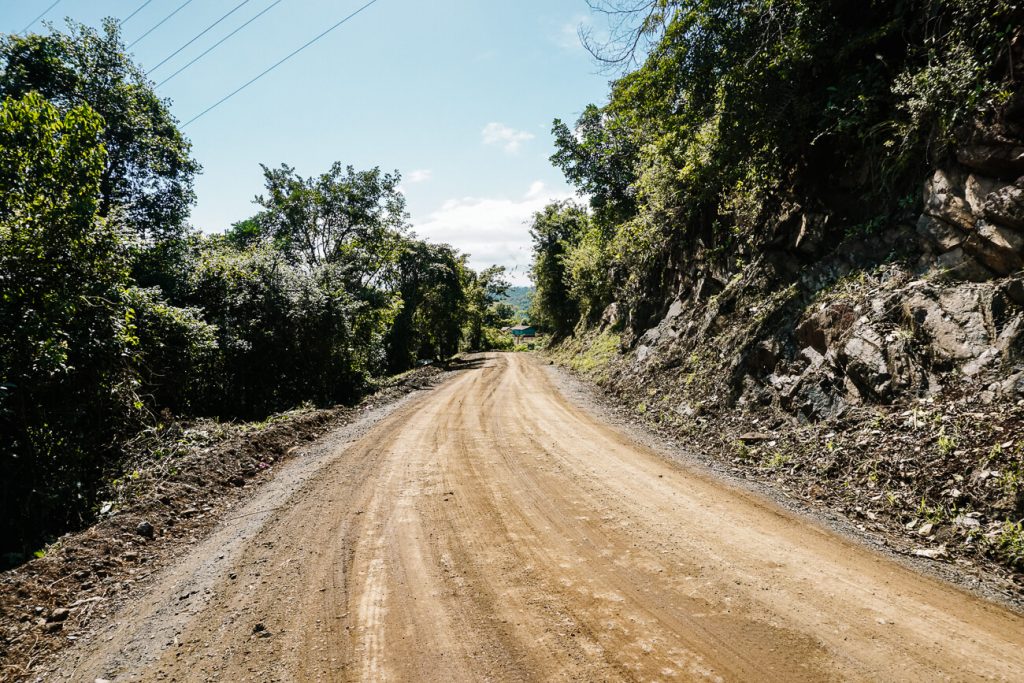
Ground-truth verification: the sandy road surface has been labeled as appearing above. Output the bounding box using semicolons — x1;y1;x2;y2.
55;353;1024;682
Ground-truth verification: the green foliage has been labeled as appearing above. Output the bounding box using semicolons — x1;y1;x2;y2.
993;521;1024;569
384;239;467;372
997;457;1024;497
482;326;514;351
567;329;622;376
254;162;406;273
463;265;511;351
937;430;958;456
563;220;614;322
0;56;494;566
0;20;503;564
551;104;639;224
540;0;1022;332
0;19;199;241
124;285;217;415
529;201;590;336
0;91;140;558
763;451;793;470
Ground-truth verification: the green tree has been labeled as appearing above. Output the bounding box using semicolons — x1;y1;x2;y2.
255;162;407;277
385;240;467;372
464;265;511;350
551;104;639;224
0;92;139;560
0;20;200;242
180;237;402;417
529;201;589;338
546;0;1022;332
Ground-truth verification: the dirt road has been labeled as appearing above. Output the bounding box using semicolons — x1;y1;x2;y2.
55;354;1024;681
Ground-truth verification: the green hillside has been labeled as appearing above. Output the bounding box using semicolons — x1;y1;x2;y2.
500;286;534;322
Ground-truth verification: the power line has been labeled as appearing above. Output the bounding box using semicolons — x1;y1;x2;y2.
156;0;283;87
182;0;381;128
128;0;198;49
120;0;157;26
20;0;62;35
148;0;254;74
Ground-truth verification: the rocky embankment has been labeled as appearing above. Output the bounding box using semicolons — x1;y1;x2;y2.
556;122;1024;598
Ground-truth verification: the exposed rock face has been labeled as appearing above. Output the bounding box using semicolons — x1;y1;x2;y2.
603;142;1024;426
919;167;1024;277
903;286;997;361
983;180;1024;231
957;143;1024;180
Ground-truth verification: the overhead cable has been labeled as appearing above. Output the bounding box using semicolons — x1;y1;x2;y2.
181;0;381;128
20;0;61;34
128;0;198;49
156;0;283;87
120;0;157;26
148;0;254;74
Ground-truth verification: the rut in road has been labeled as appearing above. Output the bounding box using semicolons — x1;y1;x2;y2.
57;353;1024;682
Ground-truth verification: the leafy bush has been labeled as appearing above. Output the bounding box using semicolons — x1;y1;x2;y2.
481;327;514;351
180;243;373;417
0;92;141;560
124;285;218;415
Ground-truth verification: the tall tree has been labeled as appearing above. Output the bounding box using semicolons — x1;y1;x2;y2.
255;162;407;281
464;265;511;350
0;19;200;242
0;92;139;557
529;201;589;337
384;240;467;372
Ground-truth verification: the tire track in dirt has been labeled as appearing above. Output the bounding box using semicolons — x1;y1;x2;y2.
52;353;1024;682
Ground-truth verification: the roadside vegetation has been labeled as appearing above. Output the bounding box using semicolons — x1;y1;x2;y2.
530;0;1020;334
0;21;516;566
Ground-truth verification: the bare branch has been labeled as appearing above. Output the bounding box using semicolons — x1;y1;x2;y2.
579;0;669;72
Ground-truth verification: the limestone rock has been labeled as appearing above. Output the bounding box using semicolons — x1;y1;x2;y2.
793;377;846;422
922;169;975;231
997;313;1024;364
902;288;994;361
665;298;685;321
840;324;891;398
983;179;1024;231
917;214;967;251
965;174;1003;214
796;303;857;354
599;302;621;330
933;247;994;282
964;221;1024;275
1001;276;1024;306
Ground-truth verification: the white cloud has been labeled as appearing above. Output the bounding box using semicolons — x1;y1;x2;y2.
412;181;576;285
407;168;433;183
525;180;546;199
481;122;535;154
555;16;587;51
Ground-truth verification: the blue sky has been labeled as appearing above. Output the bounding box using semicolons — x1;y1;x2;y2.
2;1;614;283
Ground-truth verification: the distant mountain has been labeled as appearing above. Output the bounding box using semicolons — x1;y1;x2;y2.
500;286;533;322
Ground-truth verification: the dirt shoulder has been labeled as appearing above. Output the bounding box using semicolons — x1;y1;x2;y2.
541;351;1024;613
0;363;451;682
